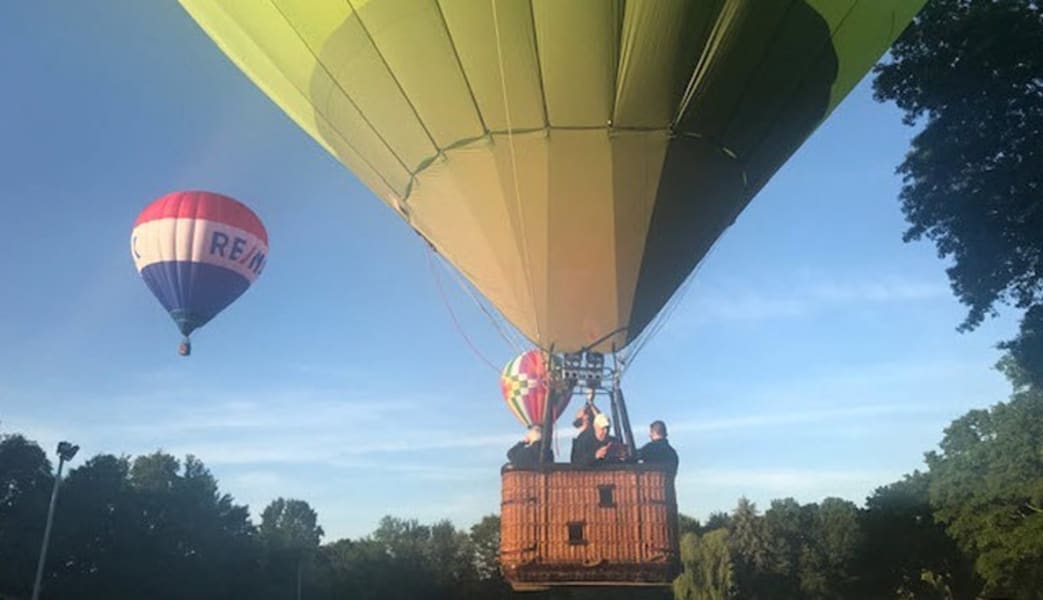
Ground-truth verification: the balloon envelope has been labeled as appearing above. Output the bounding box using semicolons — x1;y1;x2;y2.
501;350;570;428
131;190;268;339
179;0;924;352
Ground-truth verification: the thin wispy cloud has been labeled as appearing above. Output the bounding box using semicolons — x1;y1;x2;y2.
678;467;902;490
669;402;938;436
682;276;949;323
674;467;908;514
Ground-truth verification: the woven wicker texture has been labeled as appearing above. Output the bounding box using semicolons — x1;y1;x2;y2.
501;464;679;587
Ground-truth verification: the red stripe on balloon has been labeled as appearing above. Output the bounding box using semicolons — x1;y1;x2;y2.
134;190;268;244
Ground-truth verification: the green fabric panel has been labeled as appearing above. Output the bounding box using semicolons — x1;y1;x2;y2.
273;0;436;175
613;0;717;128
438;0;545;131
821;0;929;112
628;137;748;346
184;0;414;196
350;0;485;149
531;0;622;127
719;0;839;160
802;0;857;27
675;1;794;142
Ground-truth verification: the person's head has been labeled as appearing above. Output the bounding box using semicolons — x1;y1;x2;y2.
525;425;543;445
593;413;611;441
649;420;668;441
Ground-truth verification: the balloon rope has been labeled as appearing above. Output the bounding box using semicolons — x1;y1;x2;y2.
491;0;541;344
426;246;500;373
442;262;525;353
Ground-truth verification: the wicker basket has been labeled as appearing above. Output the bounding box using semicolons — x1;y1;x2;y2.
500;463;680;590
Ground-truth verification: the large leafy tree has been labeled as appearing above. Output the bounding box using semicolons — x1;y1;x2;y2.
872;0;1043;383
728;497;769;598
798;498;862;600
0;434;52;598
858;471;980;599
759;498;809;598
260;497;324;599
44;452;259;600
467;514;512;598
673;529;735;600
926;386;1043;597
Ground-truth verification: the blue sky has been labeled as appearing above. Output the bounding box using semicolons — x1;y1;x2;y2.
1;2;1020;540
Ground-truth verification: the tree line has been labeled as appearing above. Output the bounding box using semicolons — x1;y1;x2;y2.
2;372;1041;599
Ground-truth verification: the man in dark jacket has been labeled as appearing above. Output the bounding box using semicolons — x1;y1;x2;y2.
507;425;553;467
570;402;596;464
573;413;627;468
637;420;679;473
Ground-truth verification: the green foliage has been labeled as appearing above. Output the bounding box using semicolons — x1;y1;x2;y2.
0;433;53;598
702;511;731;533
673;529;734;600
759;498;809;597
926;387;1043;598
36;450;260;599
679;512;701;537
798;498;861;599
261;497;323;552
728;497;768;597
998;306;1043;389
872;0;1043;383
858;471;981;599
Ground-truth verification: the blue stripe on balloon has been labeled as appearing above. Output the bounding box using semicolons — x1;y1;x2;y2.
140;261;251;336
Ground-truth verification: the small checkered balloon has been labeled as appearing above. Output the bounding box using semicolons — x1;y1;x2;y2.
500;350;570;428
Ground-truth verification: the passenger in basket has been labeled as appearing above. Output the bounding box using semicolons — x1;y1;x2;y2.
507;425;553;468
575;413;627;467
637;420;679;473
569;389;599;464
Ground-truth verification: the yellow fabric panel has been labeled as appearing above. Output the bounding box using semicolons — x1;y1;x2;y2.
613;0;711;129
408;129;666;352
531;0;621;127
179;0;408;200
437;0;545;132
544;130;618;350
406;140;536;336
409;131;551;346
609;130;669;344
350;0;485;148
489;131;551;345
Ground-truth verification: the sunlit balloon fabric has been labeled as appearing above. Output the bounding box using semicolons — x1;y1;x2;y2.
131;191;268;340
180;0;924;352
501;350;569;428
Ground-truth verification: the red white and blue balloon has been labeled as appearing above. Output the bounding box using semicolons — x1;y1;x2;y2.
131;190;268;355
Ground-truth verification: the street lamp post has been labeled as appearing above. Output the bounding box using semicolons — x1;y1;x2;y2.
31;441;79;600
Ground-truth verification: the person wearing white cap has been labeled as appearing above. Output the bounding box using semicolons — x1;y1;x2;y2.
573;411;626;467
